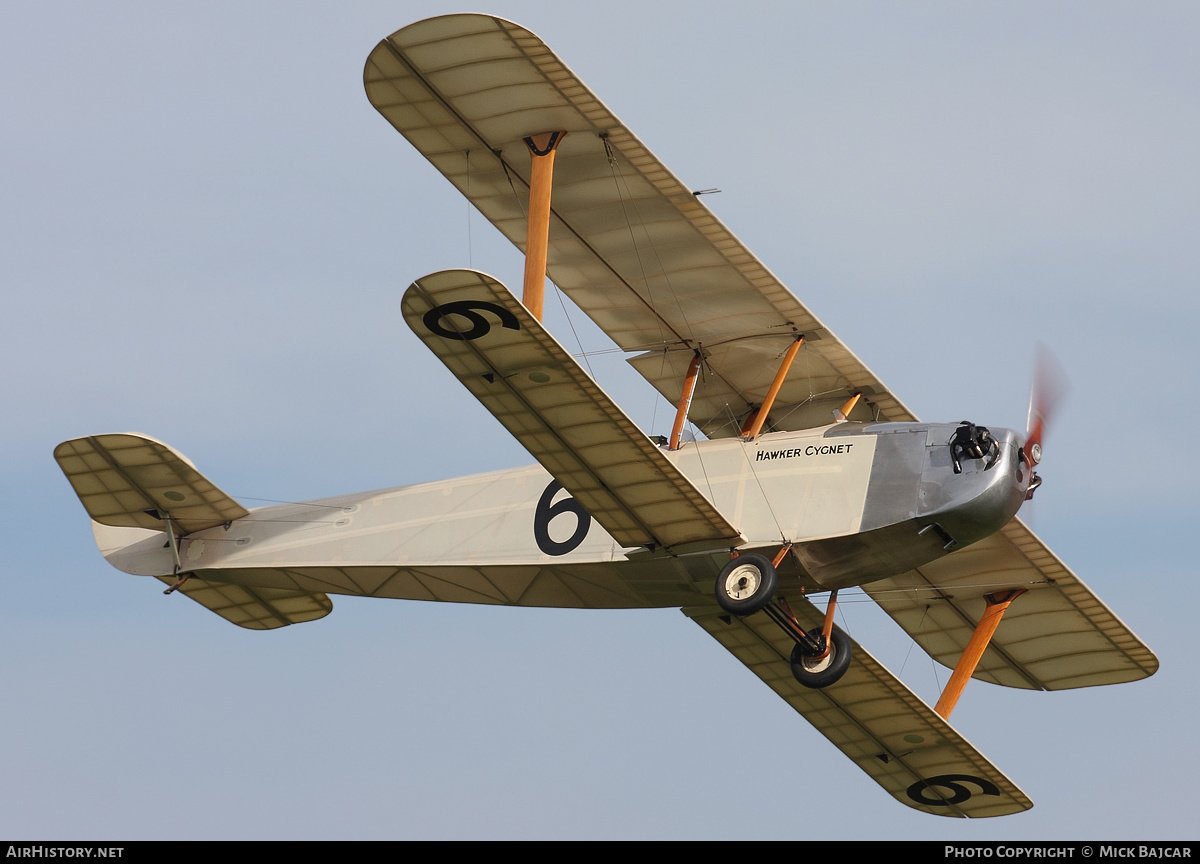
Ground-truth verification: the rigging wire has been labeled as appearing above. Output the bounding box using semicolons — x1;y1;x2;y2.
602;134;678;434
551;282;597;380
734;431;787;542
648;343;676;438
681;416;718;505
497;154;596;379
786;580;1054;605
602;135;675;353
234;496;350;510
897;604;930;680
465;150;473;268
605;136;701;346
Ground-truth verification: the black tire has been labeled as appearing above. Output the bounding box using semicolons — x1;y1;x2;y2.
790;627;852;689
714;554;777;616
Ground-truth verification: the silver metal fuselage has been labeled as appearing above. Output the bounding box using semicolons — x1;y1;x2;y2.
95;421;1030;608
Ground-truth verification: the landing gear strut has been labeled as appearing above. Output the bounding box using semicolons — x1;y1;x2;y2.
714;549;852;689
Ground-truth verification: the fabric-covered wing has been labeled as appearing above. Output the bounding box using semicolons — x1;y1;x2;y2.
686;600;1032;817
364;14;917;438
55;434;249;534
401;269;742;551
863;518;1158;690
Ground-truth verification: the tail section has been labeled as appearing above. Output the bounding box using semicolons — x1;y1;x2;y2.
55;433;332;630
53;433;249;533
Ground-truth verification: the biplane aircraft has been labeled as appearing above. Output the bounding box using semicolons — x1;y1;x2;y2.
53;14;1157;818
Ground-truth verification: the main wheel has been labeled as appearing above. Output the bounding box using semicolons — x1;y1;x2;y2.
790;627;852;689
714;554;777;616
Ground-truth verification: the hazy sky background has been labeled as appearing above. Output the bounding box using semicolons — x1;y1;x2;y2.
3;0;1198;839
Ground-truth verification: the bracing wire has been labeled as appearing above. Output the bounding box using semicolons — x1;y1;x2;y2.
465;150;473;268
498;154;596;378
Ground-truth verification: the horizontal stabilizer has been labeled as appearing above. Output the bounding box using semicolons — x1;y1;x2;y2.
686;600;1033;817
153;575;332;630
55;434;249;534
401;269;743;552
864;518;1158;690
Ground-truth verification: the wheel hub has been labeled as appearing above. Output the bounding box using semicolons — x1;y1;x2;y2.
800;650;835;673
793;631;826;658
724;565;761;600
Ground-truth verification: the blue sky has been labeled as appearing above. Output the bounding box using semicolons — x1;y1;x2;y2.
3;0;1198;839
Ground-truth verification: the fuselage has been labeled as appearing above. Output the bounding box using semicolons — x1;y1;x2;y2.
94;421;1031;608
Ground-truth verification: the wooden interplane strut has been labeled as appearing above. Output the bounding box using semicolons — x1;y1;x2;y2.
669;353;703;450
934;590;1027;719
742;336;805;440
835;392;862;422
521;131;566;322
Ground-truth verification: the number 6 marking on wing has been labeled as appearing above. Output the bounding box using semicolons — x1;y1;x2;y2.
534;480;591;556
905;774;1000;806
423;300;520;341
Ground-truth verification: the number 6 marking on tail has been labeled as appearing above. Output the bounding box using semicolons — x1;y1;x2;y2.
534;480;591;556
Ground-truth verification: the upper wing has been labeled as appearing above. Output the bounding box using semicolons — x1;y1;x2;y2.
401;269;742;552
862;518;1158;690
686;599;1032;817
364;14;917;438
